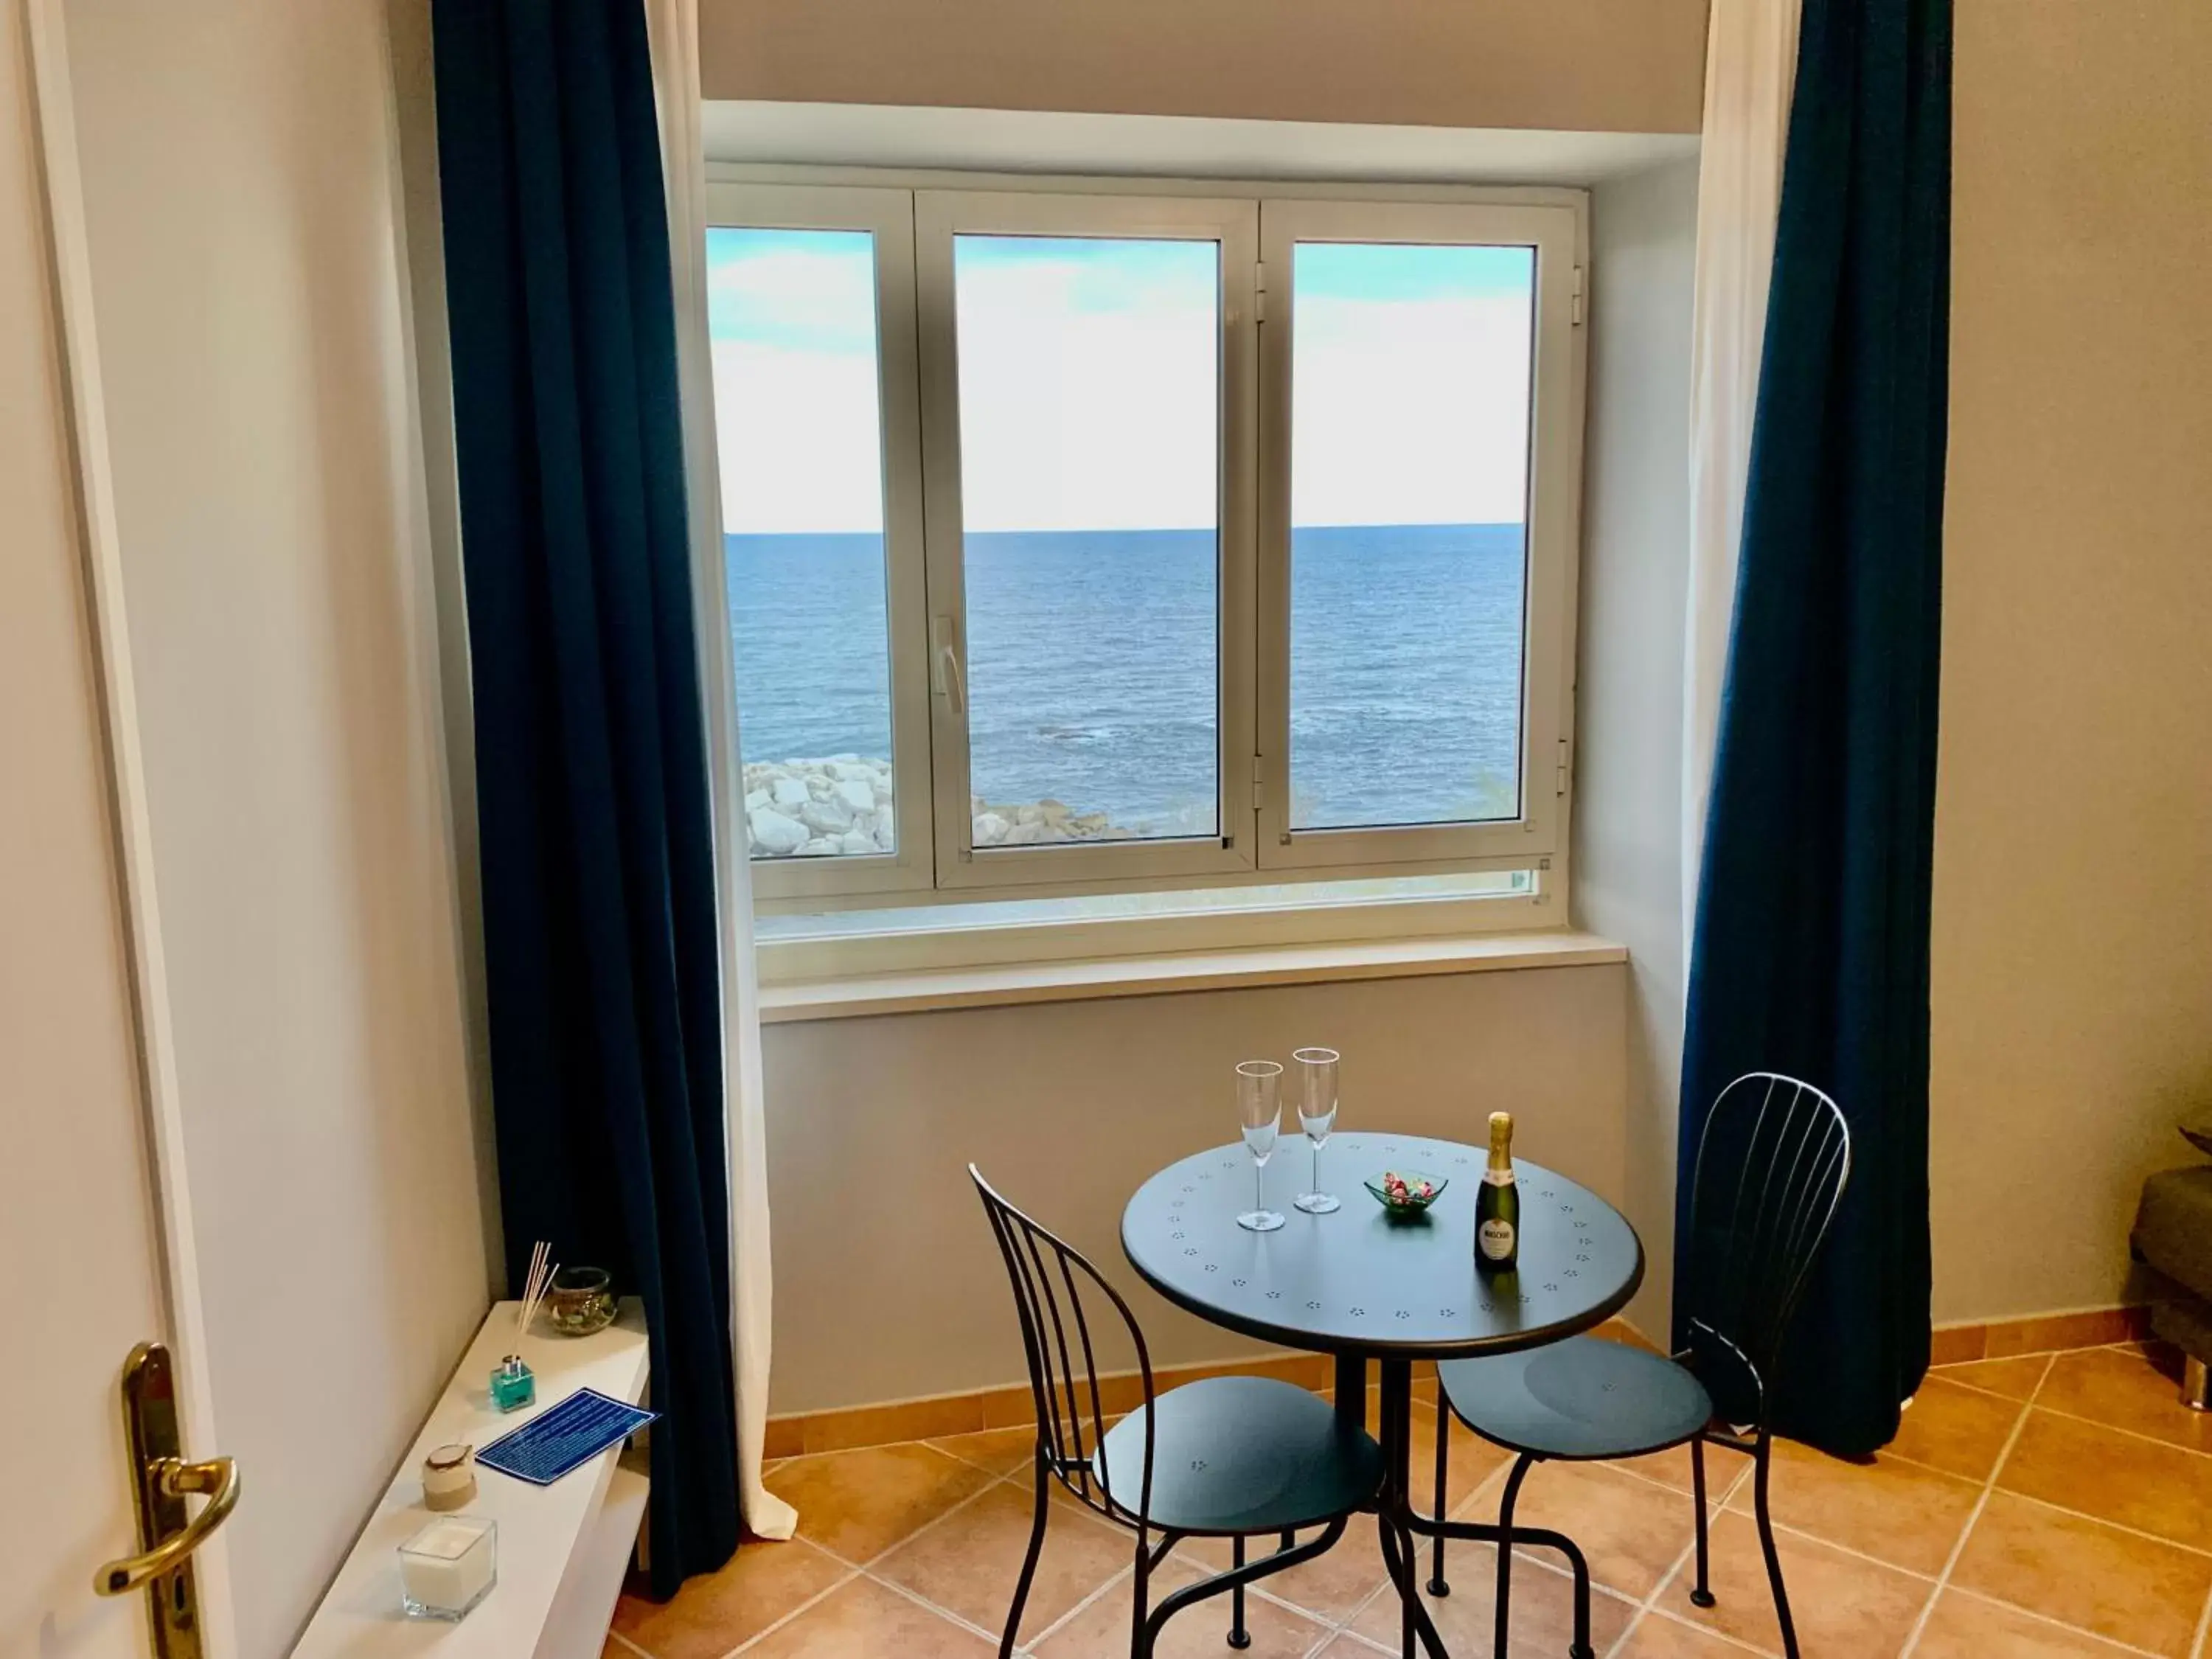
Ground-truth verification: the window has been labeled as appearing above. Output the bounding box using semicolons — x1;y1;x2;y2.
704;179;1582;918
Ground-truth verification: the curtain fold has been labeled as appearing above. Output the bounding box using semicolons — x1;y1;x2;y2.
431;0;744;1591
1676;0;1952;1455
1683;0;1804;950
642;0;796;1545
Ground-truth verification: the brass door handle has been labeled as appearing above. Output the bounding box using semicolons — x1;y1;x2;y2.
95;1454;241;1596
95;1342;240;1658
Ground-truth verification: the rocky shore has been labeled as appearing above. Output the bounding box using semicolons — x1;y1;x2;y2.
744;756;1158;857
743;757;895;858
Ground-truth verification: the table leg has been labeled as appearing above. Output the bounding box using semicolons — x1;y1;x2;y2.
1335;1352;1368;1436
1374;1357;1453;1659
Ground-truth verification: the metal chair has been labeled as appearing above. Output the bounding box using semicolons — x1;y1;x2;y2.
1427;1074;1852;1659
973;1166;1385;1658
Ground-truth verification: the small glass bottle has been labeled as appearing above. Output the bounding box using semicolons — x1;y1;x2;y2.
1475;1110;1520;1271
489;1353;535;1413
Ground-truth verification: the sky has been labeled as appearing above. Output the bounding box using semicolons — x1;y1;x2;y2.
705;226;1534;536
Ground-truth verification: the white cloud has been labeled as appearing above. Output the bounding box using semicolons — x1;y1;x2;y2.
712;341;885;534
710;250;1533;535
1291;293;1532;527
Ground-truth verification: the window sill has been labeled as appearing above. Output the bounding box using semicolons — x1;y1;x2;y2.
757;928;1627;1023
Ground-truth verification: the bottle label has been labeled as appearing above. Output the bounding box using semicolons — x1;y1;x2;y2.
1482;1166;1514;1187
1478;1219;1516;1261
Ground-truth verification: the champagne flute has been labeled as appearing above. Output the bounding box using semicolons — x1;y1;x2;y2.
1235;1060;1286;1233
1292;1047;1341;1214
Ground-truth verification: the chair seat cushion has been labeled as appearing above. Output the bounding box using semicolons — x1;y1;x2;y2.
1437;1336;1714;1461
1091;1376;1383;1536
2135;1166;2212;1302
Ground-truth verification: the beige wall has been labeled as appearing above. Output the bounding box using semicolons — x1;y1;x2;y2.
762;966;1628;1413
1932;0;2212;1322
701;0;1708;136
1574;158;1702;1340
61;0;489;1651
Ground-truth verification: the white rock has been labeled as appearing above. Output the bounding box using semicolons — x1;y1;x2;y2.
771;776;809;810
973;812;1009;845
749;808;808;855
799;797;853;835
872;821;896;851
1015;804;1046;827
872;782;896;807
744;788;769;813
1005;821;1068;845
797;837;841;856
837;830;876;855
834;778;875;814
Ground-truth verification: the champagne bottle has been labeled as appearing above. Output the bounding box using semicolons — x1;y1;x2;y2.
1475;1110;1519;1270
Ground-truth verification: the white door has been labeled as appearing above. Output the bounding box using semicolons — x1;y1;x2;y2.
0;5;233;1655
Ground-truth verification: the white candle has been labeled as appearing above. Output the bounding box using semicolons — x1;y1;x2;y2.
398;1517;497;1618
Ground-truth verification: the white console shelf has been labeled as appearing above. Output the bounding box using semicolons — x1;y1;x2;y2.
294;1299;651;1659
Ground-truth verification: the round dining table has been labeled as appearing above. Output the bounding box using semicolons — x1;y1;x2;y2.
1122;1130;1644;1659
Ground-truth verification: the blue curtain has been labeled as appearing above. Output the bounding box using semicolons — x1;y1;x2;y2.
432;0;740;1593
1677;0;1952;1456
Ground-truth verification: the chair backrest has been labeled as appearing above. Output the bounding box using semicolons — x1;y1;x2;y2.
970;1165;1154;1528
1680;1073;1853;1416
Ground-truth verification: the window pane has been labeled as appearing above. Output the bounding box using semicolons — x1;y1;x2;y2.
1287;242;1535;830
951;234;1220;846
706;227;898;860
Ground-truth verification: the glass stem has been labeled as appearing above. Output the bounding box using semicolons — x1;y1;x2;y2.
1255;1162;1264;1216
1311;1142;1321;1193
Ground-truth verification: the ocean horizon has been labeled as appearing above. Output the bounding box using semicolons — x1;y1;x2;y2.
727;523;1526;835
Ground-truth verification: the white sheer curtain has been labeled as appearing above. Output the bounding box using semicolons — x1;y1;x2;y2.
1683;0;1804;951
644;0;798;1543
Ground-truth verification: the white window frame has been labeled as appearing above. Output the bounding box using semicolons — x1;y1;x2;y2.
1254;197;1582;872
914;189;1260;892
703;183;937;903
700;170;1587;937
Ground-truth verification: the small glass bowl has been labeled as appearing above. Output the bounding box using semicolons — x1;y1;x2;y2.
1364;1169;1448;1218
546;1266;618;1337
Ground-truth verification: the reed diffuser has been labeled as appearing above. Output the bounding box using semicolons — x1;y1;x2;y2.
490;1242;555;1413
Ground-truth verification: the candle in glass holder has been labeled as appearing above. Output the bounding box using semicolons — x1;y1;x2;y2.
398;1516;497;1619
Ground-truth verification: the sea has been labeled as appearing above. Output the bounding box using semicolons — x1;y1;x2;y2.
726;524;1526;833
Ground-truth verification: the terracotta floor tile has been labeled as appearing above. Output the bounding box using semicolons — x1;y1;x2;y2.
1996;1408;2212;1552
1727;1438;1980;1574
874;1478;1133;1648
1614;1609;1775;1657
927;1425;1043;1477
611;1537;849;1659
2037;1345;2212;1455
1888;1377;2027;1481
1679;1509;1931;1656
1948;1490;2212;1656
1029;1560;1329;1659
1913;1587;2148;1658
1503;1460;1697;1600
1234;1526;1394;1624
1348;1545;1637;1657
1930;1352;2051;1402
1612;1441;1750;1499
737;1575;992;1658
1421;1409;1514;1517
764;1442;998;1564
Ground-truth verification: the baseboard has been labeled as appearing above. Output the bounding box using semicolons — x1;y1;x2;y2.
766;1307;2149;1459
765;1317;1654;1459
1930;1303;2150;1366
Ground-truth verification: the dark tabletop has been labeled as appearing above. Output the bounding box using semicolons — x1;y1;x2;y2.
1121;1132;1644;1359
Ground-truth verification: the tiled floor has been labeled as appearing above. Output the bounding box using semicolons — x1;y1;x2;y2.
610;1342;2212;1658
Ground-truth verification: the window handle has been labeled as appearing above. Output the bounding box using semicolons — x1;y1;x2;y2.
931;613;966;714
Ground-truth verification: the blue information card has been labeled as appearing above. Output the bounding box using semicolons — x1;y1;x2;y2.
478;1388;658;1487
